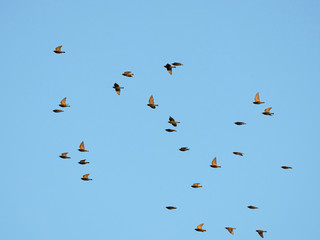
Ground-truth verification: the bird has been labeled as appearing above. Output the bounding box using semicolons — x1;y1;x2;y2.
234;122;246;125
195;223;206;232
262;107;274;116
168;116;180;127
165;129;176;132
147;95;158;109
233;152;243;156
78;159;90;165
78;141;88;152
172;62;183;66
53;45;65;54
59;152;70;159
225;227;236;235
210;157;221;168
59;97;70;107
81;174;92;181
179;147;189;151
247;205;258;209
191;183;202;188
256;230;267;238
53;109;63;113
166;206;177;210
164;63;175;75
253;92;264;104
122;71;134;77
113;83;124;95
281;166;292;169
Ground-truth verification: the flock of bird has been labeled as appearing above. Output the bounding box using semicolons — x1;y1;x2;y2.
52;45;292;238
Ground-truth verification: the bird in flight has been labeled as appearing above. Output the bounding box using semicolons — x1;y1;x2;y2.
234;122;246;125
262;107;274;116
53;45;65;54
166;206;177;210
59;97;70;107
256;230;267;238
210;157;221;168
233;152;243;156
81;174;92;181
53;109;63;113
122;71;134;77
168;116;180;127
281;166;292;169
225;227;236;235
253;92;264;104
195;223;206;232
191;183;202;188
247;205;258;209
59;152;70;159
164;63;175;75
179;147;189;151
172;62;183;66
78;159;90;165
165;129;176;132
113;83;124;95
147;95;158;109
78;141;88;152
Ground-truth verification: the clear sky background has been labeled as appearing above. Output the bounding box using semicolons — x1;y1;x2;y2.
1;0;320;239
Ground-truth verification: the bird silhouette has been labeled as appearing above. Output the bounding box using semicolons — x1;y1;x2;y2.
165;129;176;132
262;107;274;116
81;174;92;181
164;63;175;75
53;45;65;54
59;152;70;159
256;230;267;238
122;71;134;77
147;95;158;109
172;62;183;66
53;109;63;113
191;183;202;188
233;152;243;156
253;92;264;104
281;166;292;169
166;206;177;210
225;227;236;235
113;83;124;95
78;159;90;165
78;141;88;152
247;205;258;209
234;122;246;125
179;147;189;151
210;157;221;168
195;223;206;232
168;116;180;127
59;97;70;107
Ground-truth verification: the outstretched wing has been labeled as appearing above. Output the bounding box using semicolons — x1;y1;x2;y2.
197;224;204;229
265;107;272;112
83;174;90;178
149;95;154;104
60;97;66;105
79;141;85;150
61;152;68;156
212;157;217;165
55;45;62;51
254;92;260;102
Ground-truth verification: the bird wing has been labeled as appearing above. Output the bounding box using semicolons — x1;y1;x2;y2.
114;83;119;88
265;107;272;112
60;97;66;105
79;141;85;150
194;183;200;186
61;152;68;156
83;174;90;178
149;95;154;104
255;92;260;101
258;231;264;238
169;116;174;121
56;45;62;51
212;157;217;165
197;224;204;229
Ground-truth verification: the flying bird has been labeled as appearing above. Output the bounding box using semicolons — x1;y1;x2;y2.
166;206;177;210
172;62;183;66
122;71;134;77
113;83;124;95
147;95;158;109
281;166;292;169
191;183;202;188
78;159;90;165
59;152;70;159
256;230;267;238
78;141;88;152
168;116;180;127
247;205;258;209
253;92;264;104
53;109;63;113
262;107;274;116
81;174;92;181
210;157;221;168
165;129;176;132
164;63;175;75
234;122;246;125
53;45;65;54
59;97;70;107
179;147;189;151
233;152;243;156
195;223;206;232
225;227;236;235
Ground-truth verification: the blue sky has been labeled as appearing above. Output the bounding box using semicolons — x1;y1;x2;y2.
1;0;320;239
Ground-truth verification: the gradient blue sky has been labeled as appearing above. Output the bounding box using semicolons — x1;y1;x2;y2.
1;0;320;239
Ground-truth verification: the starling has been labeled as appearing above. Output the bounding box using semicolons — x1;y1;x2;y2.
262;107;274;116
113;83;124;95
281;166;292;169
256;230;267;238
172;62;183;66
53;109;63;113
166;206;177;210
179;147;189;151
165;129;176;132
233;152;243;156
210;157;221;168
147;95;158;109
234;122;246;125
191;183;202;188
195;223;206;232
122;71;134;77
78;141;88;152
53;45;65;54
81;174;92;181
164;63;175;75
247;205;258;209
59;97;70;107
168;116;180;127
225;227;236;235
59;152;70;159
78;159;90;165
253;92;264;104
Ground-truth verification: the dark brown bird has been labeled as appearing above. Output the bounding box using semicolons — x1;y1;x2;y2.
59;97;70;107
59;152;70;159
179;147;189;151
195;223;206;232
113;83;124;95
191;183;202;188
256;230;267;238
234;122;246;125
247;205;258;209
81;173;92;181
164;63;175;75
78;141;88;152
172;62;183;66
210;157;221;168
166;206;177;210
225;227;236;235
253;92;264;104
281;166;292;169
233;152;243;156
147;95;158;109
165;129;176;132
53;45;65;54
122;71;134;77
78;159;90;165
262;107;274;116
53;109;63;113
168;116;180;127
